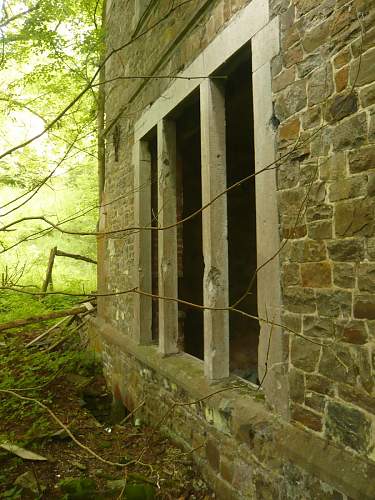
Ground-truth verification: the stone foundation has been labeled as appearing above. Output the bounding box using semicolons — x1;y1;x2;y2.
90;318;375;500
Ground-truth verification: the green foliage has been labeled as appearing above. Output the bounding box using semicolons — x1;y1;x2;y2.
0;0;103;293
0;292;100;432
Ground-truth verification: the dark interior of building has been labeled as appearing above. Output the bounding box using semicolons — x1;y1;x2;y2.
224;46;259;381
175;96;204;359
149;134;159;342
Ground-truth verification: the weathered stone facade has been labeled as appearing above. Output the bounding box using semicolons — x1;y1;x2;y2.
92;0;375;498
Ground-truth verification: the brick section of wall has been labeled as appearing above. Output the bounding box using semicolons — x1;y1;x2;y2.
271;0;375;456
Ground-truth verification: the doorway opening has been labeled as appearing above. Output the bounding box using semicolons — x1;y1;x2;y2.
174;94;204;359
222;45;259;381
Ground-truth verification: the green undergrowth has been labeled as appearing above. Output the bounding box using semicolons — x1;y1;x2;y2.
0;289;79;325
0;290;100;443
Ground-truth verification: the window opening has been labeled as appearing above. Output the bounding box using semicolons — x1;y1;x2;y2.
149;133;159;341
223;46;259;382
175;95;204;359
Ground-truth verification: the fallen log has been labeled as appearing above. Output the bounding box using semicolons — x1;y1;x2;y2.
0;306;89;332
25;316;70;347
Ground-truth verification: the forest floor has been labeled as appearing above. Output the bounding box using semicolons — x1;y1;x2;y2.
0;293;213;499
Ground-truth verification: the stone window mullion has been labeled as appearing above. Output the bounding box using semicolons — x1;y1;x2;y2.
157;119;179;355
133;140;153;344
200;78;230;380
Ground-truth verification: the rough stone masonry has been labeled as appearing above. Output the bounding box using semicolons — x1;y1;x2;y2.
90;0;375;498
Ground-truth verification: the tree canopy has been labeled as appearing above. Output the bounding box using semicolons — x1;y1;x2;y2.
0;0;104;291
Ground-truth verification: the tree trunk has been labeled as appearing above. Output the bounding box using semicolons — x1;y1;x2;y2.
41;246;57;293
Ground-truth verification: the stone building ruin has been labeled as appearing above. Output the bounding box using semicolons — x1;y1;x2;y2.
90;0;375;498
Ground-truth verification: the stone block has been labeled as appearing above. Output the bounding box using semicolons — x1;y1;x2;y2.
302;105;321;129
325;401;371;453
334;66;349;93
291;403;323;432
310;126;332;157
338;384;375;415
283;286;316;314
289;368;305;403
297;53;322;78
356;345;373;394
305;373;334;396
279;117;300;141
359;82;375;108
300;160;318;185
335;199;374;238
332;263;355;288
306;204;332;222
281;214;307;239
327;238;364;262
271;53;283;77
368;174;375;197
308;181;326;205
281;311;302;333
354;294;375;320
277;161;300;189
351;25;375;58
319;152;347;181
303;315;334;339
332;113;367;151
307;65;334;106
281;24;300;51
275;79;307;121
328;176;366;202
301;261;332;288
278;186;306;213
319;344;357;385
367;238;375;259
369;110;375;143
307;220;332;240
349;48;375;87
304;391;326;413
302;19;332;53
291;336;321;372
335;319;367;345
333;48;350;69
349;145;375;173
358;263;375;292
316;290;352;317
272;66;296;93
282;262;301;287
283;43;304;68
325;93;358;124
290;240;327;263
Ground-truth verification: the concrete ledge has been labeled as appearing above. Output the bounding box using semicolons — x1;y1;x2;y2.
90;317;375;500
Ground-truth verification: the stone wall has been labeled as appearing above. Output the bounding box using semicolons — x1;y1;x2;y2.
95;0;375;497
272;0;375;460
90;318;375;499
